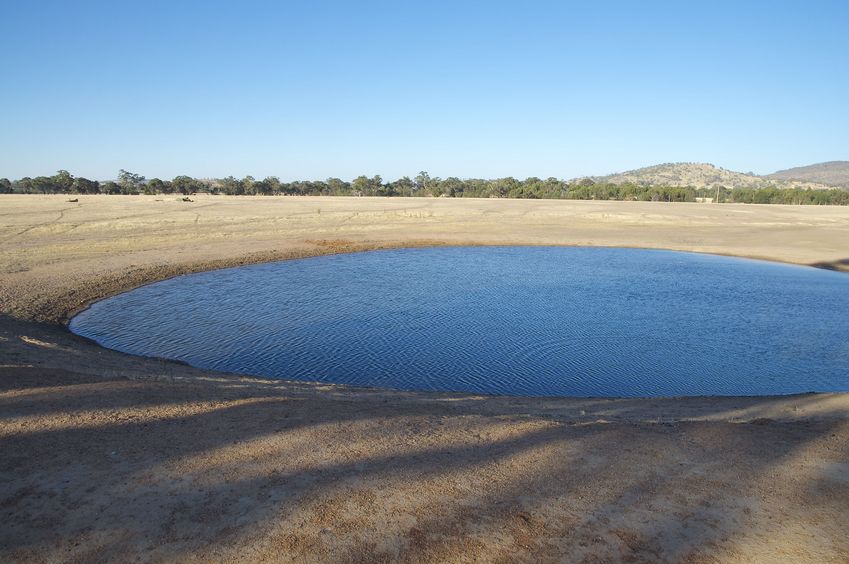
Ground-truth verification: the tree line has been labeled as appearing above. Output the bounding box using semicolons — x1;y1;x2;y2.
2;169;848;205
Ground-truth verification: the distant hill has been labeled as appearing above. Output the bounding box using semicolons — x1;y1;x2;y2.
765;161;849;188
575;162;835;190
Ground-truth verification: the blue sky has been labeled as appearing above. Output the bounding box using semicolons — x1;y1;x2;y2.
1;0;847;181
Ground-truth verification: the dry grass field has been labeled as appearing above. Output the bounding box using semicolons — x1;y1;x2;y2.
2;195;849;562
3;194;849;322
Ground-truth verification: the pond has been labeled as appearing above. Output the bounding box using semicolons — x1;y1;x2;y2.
69;247;849;397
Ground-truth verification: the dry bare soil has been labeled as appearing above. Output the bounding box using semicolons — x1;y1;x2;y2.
2;195;849;562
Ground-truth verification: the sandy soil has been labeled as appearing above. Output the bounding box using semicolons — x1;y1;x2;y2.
2;195;849;562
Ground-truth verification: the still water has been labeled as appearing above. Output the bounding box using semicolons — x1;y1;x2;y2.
69;247;849;397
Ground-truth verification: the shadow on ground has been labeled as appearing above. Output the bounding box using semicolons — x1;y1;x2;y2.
1;315;848;561
811;257;849;273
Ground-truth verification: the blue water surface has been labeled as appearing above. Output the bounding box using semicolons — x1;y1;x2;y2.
69;247;849;397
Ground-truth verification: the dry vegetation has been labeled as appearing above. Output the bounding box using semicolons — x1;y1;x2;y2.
4;194;849;322
767;161;849;188
2;195;849;562
588;162;836;190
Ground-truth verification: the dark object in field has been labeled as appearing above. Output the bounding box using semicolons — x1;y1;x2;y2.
181;197;194;202
67;198;78;202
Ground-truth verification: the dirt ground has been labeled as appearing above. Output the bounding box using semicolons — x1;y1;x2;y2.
1;195;849;562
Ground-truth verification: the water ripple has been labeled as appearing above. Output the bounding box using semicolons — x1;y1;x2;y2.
69;247;849;397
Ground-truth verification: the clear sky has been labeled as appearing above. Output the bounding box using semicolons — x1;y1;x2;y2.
1;0;847;181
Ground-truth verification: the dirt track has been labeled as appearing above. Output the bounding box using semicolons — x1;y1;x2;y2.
2;195;849;562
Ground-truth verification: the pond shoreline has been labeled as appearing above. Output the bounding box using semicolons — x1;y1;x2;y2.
58;240;848;327
3;196;849;561
66;245;849;398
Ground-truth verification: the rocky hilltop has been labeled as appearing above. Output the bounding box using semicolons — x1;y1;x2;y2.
577;162;836;189
766;161;849;188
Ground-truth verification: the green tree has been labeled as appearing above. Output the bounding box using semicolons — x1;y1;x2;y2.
428;176;445;197
71;177;100;194
14;177;35;193
241;176;255;195
254;176;280;195
348;175;384;196
390;176;414;197
144;178;167;195
118;169;145;194
52;170;74;193
101;181;122;194
31;176;57;194
219;176;244;195
325;177;348;195
369;175;384;195
171;175;201;195
414;171;431;194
